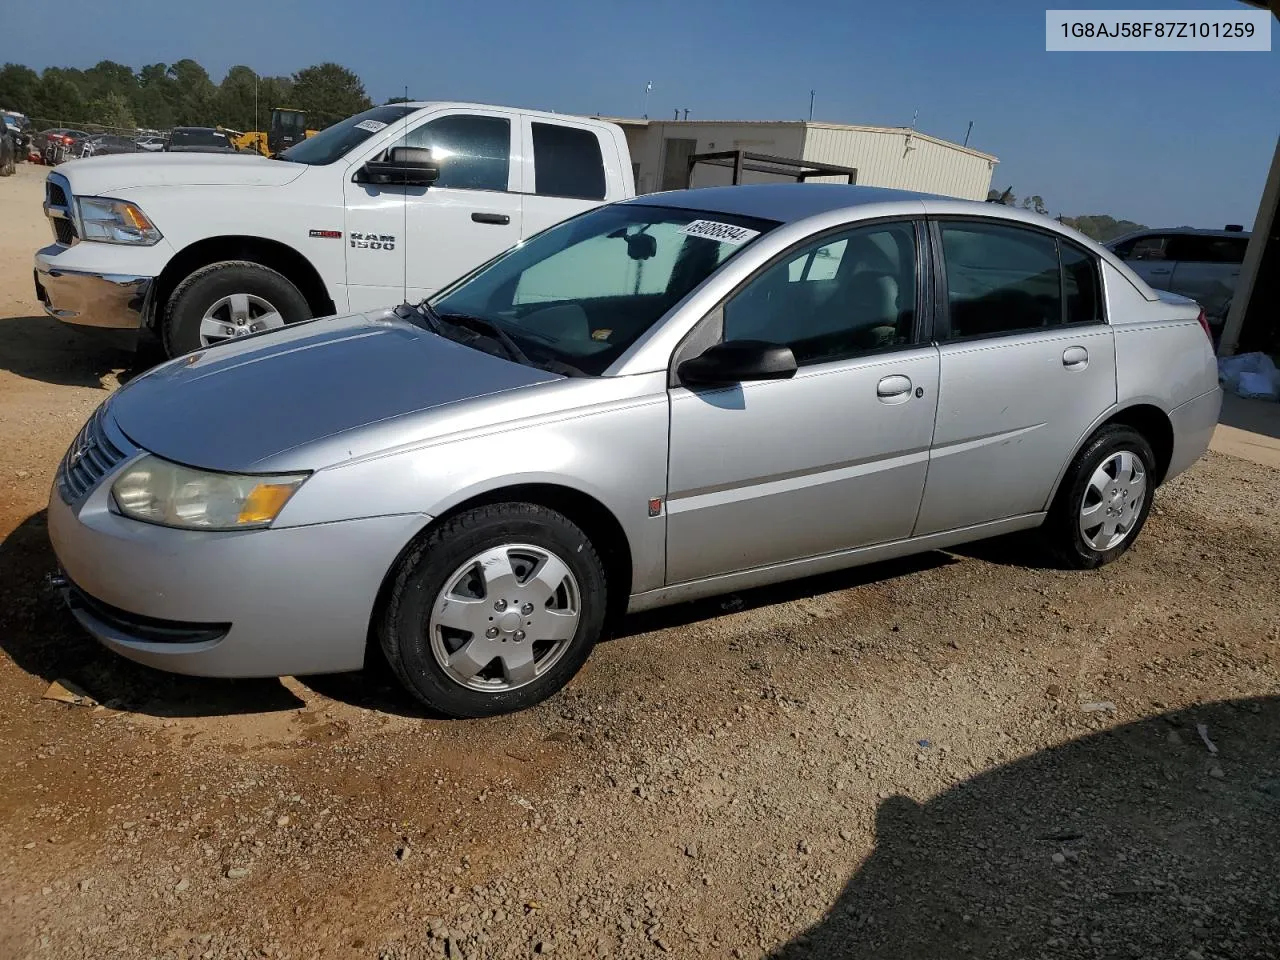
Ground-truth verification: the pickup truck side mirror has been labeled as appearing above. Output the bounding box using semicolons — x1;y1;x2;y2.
358;147;440;187
678;340;798;386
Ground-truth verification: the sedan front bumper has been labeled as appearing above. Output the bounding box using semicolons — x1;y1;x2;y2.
48;468;432;678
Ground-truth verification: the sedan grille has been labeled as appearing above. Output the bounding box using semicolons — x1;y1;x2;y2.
57;408;127;504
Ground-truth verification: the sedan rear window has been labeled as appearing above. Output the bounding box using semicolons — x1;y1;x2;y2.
432;204;778;375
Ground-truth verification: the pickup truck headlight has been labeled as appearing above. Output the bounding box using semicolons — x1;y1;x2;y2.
111;455;308;530
76;196;162;245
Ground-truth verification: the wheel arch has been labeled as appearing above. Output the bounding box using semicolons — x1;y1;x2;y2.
368;482;636;649
1046;401;1176;508
147;235;336;329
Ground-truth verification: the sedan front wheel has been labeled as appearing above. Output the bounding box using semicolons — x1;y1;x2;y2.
378;503;607;718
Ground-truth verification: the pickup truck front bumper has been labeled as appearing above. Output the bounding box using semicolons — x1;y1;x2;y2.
34;245;152;332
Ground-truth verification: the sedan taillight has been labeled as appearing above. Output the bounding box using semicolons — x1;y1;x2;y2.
1196;307;1212;342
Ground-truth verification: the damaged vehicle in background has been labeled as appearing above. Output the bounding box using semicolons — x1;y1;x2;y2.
47;184;1221;718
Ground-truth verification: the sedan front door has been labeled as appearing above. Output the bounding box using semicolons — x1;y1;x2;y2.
665;219;939;584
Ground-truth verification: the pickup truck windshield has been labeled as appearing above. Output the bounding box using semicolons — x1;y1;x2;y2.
279;105;415;165
432;204;778;376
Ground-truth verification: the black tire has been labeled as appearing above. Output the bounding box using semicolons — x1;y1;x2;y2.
1042;424;1156;570
378;502;608;718
162;260;312;357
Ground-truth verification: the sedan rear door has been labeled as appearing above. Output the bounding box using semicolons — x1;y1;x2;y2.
913;218;1116;536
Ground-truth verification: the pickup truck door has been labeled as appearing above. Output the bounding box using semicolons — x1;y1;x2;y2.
517;115;624;240
343;109;523;311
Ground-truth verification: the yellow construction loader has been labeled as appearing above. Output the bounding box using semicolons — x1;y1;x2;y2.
221;108;319;158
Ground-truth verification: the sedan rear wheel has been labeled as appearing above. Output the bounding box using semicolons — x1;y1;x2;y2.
1043;424;1156;569
379;503;607;718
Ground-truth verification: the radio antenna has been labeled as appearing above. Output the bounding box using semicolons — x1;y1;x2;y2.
402;85;410;307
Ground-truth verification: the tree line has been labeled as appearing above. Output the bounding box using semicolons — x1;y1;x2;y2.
986;186;1147;243
0;59;374;133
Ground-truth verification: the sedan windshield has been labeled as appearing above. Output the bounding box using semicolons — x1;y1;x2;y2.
279;105;415;165
431;204;777;375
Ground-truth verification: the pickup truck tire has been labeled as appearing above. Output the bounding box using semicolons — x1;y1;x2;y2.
163;260;312;357
378;502;607;718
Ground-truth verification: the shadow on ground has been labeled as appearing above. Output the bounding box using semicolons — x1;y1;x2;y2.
0;510;303;717
0;314;160;388
769;695;1280;960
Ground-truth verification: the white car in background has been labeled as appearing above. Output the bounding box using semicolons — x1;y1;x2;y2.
1108;227;1250;336
134;135;166;152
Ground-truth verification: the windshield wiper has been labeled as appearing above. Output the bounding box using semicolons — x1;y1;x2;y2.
436;311;532;367
394;301;443;334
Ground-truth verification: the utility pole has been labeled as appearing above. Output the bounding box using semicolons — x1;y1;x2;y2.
642;81;652;120
682;108;689;120
963;120;973;147
809;90;815;121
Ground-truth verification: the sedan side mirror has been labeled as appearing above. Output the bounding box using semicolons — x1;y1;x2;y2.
359;146;440;187
678;340;798;386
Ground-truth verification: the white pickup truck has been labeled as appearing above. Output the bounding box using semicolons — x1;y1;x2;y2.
34;103;634;356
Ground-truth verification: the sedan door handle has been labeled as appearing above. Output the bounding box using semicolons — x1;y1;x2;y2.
471;212;511;226
1063;345;1089;370
876;374;913;404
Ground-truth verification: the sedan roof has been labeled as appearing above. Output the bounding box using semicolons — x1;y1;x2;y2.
627;183;937;224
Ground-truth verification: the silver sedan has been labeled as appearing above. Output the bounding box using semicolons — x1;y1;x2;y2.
49;184;1222;717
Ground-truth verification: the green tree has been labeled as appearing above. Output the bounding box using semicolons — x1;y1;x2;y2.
292;62;371;128
0;63;40;113
1059;214;1147;244
986;186;1016;205
1021;195;1048;216
82;60;138;102
169;58;216;124
217;65;261;131
32;72;84;123
85;91;136;130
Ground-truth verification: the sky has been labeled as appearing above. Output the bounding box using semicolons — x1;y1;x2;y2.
5;0;1278;228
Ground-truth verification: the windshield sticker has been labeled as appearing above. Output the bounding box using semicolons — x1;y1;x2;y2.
353;119;389;133
679;220;760;245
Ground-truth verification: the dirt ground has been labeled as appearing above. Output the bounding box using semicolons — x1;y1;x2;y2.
1;162;1278;960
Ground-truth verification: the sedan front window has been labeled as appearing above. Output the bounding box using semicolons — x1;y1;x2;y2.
432;204;777;375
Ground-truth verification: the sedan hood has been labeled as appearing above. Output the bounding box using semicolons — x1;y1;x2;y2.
56;152;307;193
109;311;557;472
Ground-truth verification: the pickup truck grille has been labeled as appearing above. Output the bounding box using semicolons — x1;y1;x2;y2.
45;173;78;246
52;218;77;245
57;407;128;504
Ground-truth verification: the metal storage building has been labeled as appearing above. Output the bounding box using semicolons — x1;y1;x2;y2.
609;118;998;200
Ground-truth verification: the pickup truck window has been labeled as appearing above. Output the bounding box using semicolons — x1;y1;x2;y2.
398;115;511;192
432;203;777;376
279;104;415;165
531;123;606;200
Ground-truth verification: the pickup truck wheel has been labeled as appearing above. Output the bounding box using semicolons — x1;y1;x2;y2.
163;260;312;357
378;503;607;718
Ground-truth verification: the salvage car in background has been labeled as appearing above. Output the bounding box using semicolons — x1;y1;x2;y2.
48;184;1221;717
164;127;239;153
1108;227;1250;338
80;134;141;157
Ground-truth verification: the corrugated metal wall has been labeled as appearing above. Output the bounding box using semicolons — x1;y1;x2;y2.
623;121;996;200
801;125;995;200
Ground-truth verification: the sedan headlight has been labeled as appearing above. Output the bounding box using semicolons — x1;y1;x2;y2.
111;455;307;530
76;196;162;245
